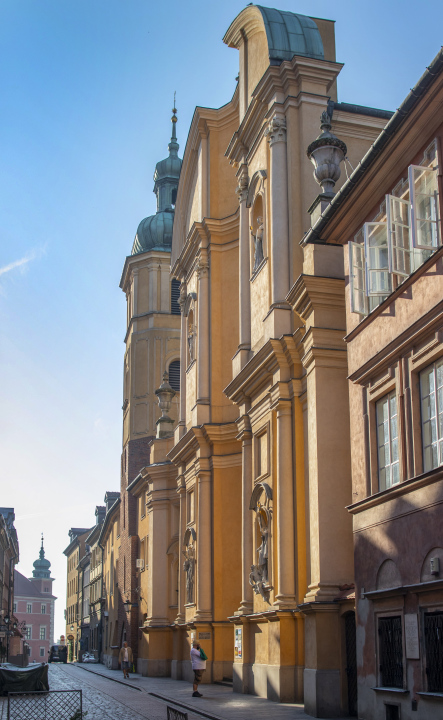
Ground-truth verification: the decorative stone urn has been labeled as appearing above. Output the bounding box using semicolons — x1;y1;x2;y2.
307;111;347;195
155;371;176;439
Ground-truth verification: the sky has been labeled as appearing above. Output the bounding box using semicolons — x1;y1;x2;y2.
1;0;442;642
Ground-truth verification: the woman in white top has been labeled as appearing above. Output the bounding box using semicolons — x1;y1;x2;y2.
190;641;206;697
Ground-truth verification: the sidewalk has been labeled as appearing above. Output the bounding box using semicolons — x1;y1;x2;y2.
72;662;351;720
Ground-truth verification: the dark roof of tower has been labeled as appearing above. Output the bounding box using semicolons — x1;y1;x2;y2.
131;106;182;256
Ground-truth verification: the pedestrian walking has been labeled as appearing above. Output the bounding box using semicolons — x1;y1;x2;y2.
119;641;133;679
190;640;207;697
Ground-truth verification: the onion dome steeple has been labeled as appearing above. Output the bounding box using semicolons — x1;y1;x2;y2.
32;533;52;579
132;100;182;255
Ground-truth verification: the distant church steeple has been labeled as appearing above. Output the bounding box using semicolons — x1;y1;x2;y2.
32;534;52;579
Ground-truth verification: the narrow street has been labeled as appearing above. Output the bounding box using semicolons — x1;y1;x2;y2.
0;662;352;720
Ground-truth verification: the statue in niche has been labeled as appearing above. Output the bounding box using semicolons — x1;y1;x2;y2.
249;505;271;604
250;216;264;273
182;543;195;604
187;323;195;364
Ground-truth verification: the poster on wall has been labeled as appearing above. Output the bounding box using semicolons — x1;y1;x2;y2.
234;627;242;659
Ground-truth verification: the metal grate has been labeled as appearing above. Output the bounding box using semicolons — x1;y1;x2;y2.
425;611;443;692
171;279;181;315
8;689;82;720
169;360;180;392
378;616;403;688
167;707;188;720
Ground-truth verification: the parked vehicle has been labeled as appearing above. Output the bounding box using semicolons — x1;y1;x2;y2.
48;645;67;664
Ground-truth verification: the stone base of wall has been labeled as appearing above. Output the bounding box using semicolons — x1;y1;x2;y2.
304;668;341;718
233;662;303;703
102;653;119;670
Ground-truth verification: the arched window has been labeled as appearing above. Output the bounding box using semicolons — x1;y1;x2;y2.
169;360;180;392
171;188;177;206
171;279;180;315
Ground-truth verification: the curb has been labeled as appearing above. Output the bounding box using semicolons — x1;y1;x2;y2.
149;691;227;720
72;663;143;692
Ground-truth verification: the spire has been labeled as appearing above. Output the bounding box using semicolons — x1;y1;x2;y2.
40;532;45;560
168;92;179;157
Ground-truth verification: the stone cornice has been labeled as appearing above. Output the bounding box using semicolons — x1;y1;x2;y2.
225;55;342;166
224;336;302;405
287;273;346;320
120;248;172;293
347;465;443;516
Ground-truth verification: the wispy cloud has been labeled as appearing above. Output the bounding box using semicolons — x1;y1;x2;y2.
0;253;35;277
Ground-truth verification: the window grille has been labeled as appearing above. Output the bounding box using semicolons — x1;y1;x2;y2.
27;604;32;614
376;392;399;490
40;627;46;640
171;279;181;315
41;604;46;614
169;360;180;392
425;611;443;692
420;360;443;472
378;616;403;688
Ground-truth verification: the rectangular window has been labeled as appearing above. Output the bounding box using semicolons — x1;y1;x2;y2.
378;616;403;688
364;222;392;297
410;165;439;250
13;603;17;613
41;604;46;614
386;194;412;277
349;240;367;315
420;360;443;472
40;627;46;640
424;611;443;692
39;648;45;657
27;603;32;614
376;391;400;490
24;627;31;639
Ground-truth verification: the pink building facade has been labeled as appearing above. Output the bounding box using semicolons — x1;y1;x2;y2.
13;539;56;663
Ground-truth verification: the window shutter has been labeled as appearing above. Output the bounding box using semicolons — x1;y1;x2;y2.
169;360;180;392
364;222;392;297
171;279;181;315
386;195;412;277
348;241;367;315
409;165;440;250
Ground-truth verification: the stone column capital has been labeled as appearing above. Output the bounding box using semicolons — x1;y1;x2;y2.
265;115;287;146
196;257;209;279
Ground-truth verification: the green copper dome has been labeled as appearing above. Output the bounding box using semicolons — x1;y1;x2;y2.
32;535;52;579
131;107;182;256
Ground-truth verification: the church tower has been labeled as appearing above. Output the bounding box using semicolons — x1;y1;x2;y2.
118;107;182;655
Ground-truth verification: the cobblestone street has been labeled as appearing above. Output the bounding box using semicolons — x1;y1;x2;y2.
0;663;352;720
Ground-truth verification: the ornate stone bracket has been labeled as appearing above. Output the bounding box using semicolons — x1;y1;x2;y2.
236;165;249;204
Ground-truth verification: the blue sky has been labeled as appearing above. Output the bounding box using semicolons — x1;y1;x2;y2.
1;0;442;642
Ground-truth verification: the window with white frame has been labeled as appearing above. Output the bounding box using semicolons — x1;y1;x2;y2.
41;604;46;614
24;626;31;639
420;359;443;472
376;391;400;490
13;603;16;613
27;603;32;614
40;626;46;640
349;142;440;316
39;647;45;657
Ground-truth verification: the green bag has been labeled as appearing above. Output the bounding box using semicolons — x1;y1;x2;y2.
199;648;208;661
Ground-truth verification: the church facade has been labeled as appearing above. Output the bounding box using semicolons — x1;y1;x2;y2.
93;5;443;719
79;4;443;718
